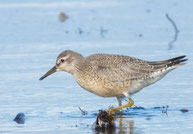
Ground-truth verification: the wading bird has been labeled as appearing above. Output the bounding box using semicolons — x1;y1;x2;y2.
40;50;187;114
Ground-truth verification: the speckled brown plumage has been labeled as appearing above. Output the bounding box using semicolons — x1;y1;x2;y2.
40;50;187;112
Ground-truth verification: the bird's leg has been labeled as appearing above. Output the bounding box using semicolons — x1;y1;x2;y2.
107;97;134;114
116;97;123;113
116;97;122;106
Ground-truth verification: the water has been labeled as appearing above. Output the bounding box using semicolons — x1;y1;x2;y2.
0;0;193;133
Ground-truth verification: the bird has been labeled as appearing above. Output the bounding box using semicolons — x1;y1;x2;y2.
39;50;187;114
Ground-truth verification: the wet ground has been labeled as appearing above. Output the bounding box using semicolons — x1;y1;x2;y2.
0;0;193;133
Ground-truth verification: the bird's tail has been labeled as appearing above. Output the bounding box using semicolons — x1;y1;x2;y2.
165;55;188;69
148;55;188;70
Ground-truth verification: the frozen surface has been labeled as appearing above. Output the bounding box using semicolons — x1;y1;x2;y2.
0;0;193;133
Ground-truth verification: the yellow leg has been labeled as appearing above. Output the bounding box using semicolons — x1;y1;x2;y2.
107;97;134;114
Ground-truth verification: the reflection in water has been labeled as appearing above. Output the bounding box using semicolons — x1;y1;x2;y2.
93;107;168;134
116;115;143;134
117;116;134;134
94;114;140;134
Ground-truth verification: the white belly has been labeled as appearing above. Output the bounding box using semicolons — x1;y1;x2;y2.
128;70;169;94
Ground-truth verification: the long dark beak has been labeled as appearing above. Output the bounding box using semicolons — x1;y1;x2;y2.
39;66;56;80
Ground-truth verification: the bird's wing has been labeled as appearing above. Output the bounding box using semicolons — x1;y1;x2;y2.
86;54;154;82
86;54;187;82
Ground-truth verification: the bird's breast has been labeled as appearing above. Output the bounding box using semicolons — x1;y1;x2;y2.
73;73;125;97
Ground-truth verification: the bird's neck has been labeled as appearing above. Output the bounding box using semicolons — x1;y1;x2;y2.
71;58;88;75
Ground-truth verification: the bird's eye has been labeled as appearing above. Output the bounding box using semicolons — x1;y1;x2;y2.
61;59;65;63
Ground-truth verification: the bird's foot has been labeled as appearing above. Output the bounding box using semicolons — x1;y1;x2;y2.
106;108;117;115
106;107;124;115
106;97;134;115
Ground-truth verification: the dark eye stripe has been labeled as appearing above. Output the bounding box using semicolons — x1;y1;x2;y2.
61;59;65;62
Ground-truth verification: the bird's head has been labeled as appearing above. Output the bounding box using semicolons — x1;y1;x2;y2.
39;50;83;80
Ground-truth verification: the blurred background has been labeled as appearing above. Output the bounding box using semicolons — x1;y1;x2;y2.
0;0;192;133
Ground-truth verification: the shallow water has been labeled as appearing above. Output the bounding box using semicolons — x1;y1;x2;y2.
0;0;193;133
